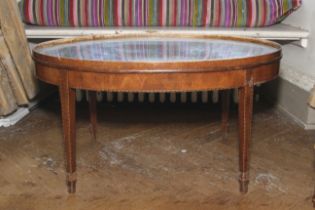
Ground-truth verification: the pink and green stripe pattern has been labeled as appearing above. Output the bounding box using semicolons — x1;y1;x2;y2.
20;0;302;27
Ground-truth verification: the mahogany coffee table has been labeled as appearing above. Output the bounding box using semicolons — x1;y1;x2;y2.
33;34;282;194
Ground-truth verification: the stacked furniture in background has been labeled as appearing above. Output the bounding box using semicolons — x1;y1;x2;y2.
0;1;38;126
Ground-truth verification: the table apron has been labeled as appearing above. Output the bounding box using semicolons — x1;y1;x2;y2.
36;62;279;92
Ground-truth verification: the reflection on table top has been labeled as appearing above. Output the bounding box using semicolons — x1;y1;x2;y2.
36;38;278;62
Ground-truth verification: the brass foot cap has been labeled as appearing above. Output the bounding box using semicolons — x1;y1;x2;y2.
67;181;76;194
239;180;249;194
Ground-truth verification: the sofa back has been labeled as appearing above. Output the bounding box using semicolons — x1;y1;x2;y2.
19;0;302;28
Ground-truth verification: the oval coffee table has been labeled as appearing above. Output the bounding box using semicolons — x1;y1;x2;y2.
33;34;282;194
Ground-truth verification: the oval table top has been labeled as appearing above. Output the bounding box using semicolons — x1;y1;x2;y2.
33;34;281;74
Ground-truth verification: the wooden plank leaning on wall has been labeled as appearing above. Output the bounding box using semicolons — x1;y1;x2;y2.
0;31;17;115
0;1;38;116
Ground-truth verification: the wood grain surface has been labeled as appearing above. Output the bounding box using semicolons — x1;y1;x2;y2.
0;36;29;105
0;0;38;99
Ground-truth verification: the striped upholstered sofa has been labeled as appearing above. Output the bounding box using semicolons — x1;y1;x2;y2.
20;0;302;28
18;0;305;104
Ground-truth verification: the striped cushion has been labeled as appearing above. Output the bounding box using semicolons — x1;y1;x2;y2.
20;0;302;27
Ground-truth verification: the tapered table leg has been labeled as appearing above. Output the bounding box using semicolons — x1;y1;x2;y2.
221;90;230;139
238;83;254;194
88;91;97;140
312;189;315;207
59;73;77;194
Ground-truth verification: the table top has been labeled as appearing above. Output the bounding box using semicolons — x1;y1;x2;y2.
33;35;281;74
36;38;278;63
33;35;282;92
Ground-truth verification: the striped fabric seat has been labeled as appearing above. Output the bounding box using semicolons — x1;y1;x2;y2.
20;0;302;28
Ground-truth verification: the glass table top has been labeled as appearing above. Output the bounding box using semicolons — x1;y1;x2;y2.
37;38;278;62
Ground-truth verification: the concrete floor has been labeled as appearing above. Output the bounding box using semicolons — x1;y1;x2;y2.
0;97;314;210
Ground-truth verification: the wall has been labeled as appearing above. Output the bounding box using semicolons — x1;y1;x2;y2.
262;0;315;129
281;0;315;91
